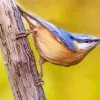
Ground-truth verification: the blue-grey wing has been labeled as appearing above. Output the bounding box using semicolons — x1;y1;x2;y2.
29;14;76;51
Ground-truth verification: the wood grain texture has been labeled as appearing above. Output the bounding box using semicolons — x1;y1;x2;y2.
0;0;45;100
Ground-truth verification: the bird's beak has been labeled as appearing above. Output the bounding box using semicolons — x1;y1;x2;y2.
96;39;100;44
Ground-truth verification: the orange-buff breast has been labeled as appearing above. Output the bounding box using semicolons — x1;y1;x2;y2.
31;26;88;67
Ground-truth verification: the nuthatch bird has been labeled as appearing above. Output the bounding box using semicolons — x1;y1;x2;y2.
17;6;100;79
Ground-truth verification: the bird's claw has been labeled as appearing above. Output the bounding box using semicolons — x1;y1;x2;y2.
34;74;44;86
39;73;44;85
15;29;36;39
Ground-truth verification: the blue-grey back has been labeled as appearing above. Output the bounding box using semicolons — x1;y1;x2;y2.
29;14;76;51
29;13;100;50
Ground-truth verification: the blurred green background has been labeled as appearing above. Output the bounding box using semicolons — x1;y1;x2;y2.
0;0;100;100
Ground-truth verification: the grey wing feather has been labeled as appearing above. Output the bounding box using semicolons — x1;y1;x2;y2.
29;15;76;51
18;6;76;51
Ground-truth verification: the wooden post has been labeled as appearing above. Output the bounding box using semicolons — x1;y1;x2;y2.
0;0;45;100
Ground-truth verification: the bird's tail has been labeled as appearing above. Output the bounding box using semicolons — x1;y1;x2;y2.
17;5;42;27
17;5;31;20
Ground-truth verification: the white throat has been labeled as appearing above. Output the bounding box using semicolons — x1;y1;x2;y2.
76;42;97;50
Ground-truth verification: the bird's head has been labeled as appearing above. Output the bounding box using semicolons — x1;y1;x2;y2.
72;33;100;51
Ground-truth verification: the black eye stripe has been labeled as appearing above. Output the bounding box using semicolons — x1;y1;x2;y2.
75;39;99;43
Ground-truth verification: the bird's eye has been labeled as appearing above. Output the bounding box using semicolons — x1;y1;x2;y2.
85;39;88;43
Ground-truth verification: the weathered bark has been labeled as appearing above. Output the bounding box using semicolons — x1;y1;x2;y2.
0;0;45;100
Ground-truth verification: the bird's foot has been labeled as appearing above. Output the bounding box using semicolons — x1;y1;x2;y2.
34;74;44;86
15;29;36;39
39;73;44;85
